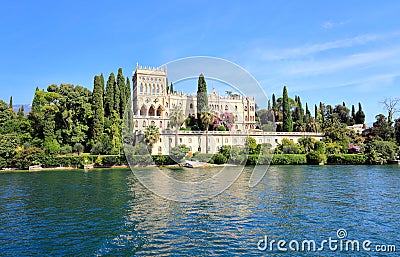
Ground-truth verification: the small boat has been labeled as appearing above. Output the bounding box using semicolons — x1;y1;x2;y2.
182;160;208;168
29;165;42;171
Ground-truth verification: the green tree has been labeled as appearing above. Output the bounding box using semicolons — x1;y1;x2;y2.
282;86;293;132
144;125;160;153
105;73;115;118
169;104;185;146
245;136;258;155
117;68;126;118
0;100;16;127
126;77;131;105
355;102;365;124
170;144;190;162
298;137;315;154
13;146;45;170
73;143;84;155
365;140;397;164
43;139;60;155
369;114;394;141
92;75;104;142
9;96;13;109
395;118;400;146
200;109;215;153
197;73;208;129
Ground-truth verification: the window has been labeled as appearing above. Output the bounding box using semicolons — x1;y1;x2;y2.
225;138;228;143
235;105;238;111
143;121;146;127
158;146;162;152
244;106;248;111
160;121;162;127
180;138;183;143
135;120;138;127
190;103;193;109
188;138;192;143
140;83;143;93
225;105;228;111
160;138;162;142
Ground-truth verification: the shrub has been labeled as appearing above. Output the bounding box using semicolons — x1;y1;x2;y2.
91;142;103;155
217;126;227;131
60;145;72;155
271;154;307;165
365;140;397;164
170;144;190;162
73;143;84;155
212;154;227;164
152;155;175;166
306;151;327;165
191;153;214;163
327;154;367;165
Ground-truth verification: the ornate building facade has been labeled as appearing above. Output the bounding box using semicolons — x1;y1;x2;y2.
130;64;324;155
131;64;257;132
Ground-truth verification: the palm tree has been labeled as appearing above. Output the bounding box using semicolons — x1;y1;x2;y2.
144;125;160;154
169;104;185;147
200;109;215;154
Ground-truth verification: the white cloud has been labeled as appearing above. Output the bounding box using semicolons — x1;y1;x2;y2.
248;30;400;61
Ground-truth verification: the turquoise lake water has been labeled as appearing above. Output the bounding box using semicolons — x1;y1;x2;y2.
0;165;399;256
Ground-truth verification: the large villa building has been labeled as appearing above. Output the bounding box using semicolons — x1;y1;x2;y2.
130;64;324;155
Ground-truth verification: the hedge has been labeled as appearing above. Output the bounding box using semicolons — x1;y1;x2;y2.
271;154;307;165
327;154;367;165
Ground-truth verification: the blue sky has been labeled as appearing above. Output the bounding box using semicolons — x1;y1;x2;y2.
1;0;400;122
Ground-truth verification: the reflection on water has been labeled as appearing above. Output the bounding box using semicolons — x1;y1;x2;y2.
0;165;399;256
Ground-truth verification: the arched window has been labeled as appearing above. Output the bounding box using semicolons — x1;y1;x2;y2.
140;83;143;93
235;115;238;121
225;105;228;111
244;106;248;111
190;103;193;109
245;115;248;121
158;146;162;152
135;120;138;127
140;105;146;116
156;106;162;116
159;121;162;127
166;102;169;108
235;105;238;111
149;106;155;116
151;120;155;126
245;125;248;130
143;121;146;127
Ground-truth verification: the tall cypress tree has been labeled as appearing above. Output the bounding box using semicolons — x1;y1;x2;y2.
314;104;318;120
105;73;115;118
114;77;120;118
126;77;131;104
294;96;304;123
355;102;366;124
117;68;126;118
92;75;104;142
351;105;356;120
9;96;13;108
197;74;208;129
282;86;293;132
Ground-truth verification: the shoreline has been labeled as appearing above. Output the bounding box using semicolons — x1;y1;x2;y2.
1;162;398;173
